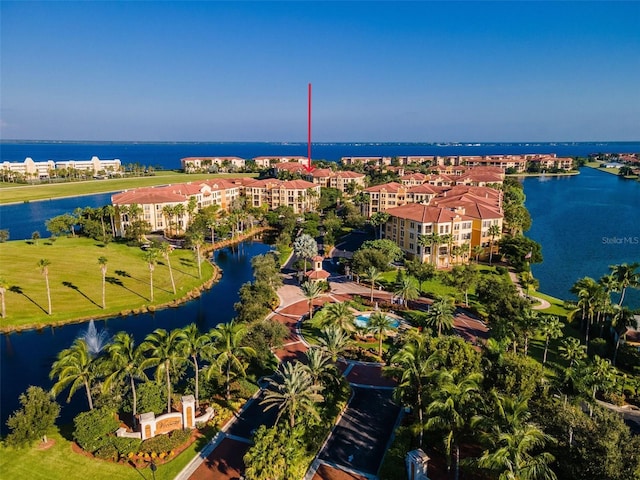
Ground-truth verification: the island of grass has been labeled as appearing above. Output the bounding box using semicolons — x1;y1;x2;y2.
0;236;216;332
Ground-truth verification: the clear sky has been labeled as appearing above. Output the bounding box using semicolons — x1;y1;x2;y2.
1;1;639;142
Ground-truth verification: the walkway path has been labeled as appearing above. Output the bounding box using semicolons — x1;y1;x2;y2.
178;259;489;480
508;271;552;310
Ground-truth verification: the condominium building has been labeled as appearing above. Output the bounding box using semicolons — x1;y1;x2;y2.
384;204;474;267
309;169;366;194
181;157;246;172
253;156;308;168
1;156;121;179
244;178;320;214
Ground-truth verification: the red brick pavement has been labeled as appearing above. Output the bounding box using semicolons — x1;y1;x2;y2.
312;463;367;480
346;363;397;387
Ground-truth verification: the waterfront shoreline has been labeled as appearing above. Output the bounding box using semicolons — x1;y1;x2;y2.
0;227;271;334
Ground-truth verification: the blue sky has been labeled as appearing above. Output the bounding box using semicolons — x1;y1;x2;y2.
1;1;639;142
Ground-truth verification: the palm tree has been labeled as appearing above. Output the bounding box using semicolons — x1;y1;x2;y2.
50;339;96;410
395;276;419;308
190;231;205;279
98;256;108;309
143;249;158;302
391;331;441;446
370;211;390;239
538;315;564;364
426;296;456;337
174;203;186;234
609;262;640;306
611;305;635;366
323;302;356;333
210;321;255;401
517;309;540;356
367;311;397;357
37;258;52;315
558;337;587;368
472;245;484;264
477;424;557;480
426;369;482;480
261;361;324;429
366;266;382;303
159;243;176;295
104;204;117;237
487;224;501;266
419;232;441;266
162;205;176;237
177;324;212;410
318;325;351;362
0;277;7;318
303;347;336;388
104;332;146;427
441;233;454;266
301;281;323;320
587;355;617;399
140;328;184;413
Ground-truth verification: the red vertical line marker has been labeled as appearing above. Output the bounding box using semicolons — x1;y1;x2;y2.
307;83;313;172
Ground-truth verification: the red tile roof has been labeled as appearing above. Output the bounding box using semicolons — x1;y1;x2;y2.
386;204;473;224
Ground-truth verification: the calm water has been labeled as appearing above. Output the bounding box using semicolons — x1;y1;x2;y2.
524;168;640;308
2;141;640;169
0;240;272;433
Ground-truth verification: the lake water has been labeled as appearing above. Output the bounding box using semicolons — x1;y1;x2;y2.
523;168;640;309
0;240;272;433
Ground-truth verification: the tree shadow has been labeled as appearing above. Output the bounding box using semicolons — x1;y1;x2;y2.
115;270;132;278
8;285;48;314
106;276;148;301
62;281;101;308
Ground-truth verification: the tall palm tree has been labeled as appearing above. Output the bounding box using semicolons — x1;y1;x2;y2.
517;309;540;356
98;256;108;309
50;339;96;410
395;277;419;308
609;262;640;306
210;321;255;401
370;211;390;239
103;332;147;427
425;370;482;480
323;302;356;333
162;204;176;237
419;232;441;266
391;331;442;446
366;266;382;303
477;424;557;480
367;311;397;357
441;233;454;267
190;231;204;279
587;355;617;399
318;325;351;362
538;315;564;364
0;277;7;318
611;305;635;366
426;296;456;337
487;224;501;266
143;249;158;302
37;258;52;315
558;337;587;368
104;204;117;237
177;324;213;410
261;361;324;429
472;245;484;264
301;281;323;320
174;203;186;234
140;328;184;413
159;243;176;295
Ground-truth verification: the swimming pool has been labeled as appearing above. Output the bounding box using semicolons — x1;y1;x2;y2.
354;312;401;329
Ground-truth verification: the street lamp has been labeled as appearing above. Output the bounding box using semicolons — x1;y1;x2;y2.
149;460;157;480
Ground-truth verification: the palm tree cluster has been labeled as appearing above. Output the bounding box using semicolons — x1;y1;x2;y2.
50;322;255;425
387;328;640;480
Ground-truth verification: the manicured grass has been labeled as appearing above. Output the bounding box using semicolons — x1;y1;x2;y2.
533;290;574;319
0;426;215;480
0;172;258;204
0;236;214;331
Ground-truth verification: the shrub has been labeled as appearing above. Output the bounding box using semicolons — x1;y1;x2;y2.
95;443;118;461
496;266;508;275
135;382;166;416
5;386;60;448
73;407;119;453
140;428;191;454
111;436;142;457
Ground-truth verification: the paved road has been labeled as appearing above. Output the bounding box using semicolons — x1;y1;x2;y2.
316;387;401;478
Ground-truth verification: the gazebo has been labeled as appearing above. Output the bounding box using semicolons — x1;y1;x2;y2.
305;255;330;283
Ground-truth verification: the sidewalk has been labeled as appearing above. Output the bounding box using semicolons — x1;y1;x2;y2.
508;271;551;310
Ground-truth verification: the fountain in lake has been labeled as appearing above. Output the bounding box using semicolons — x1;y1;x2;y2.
80;320;110;356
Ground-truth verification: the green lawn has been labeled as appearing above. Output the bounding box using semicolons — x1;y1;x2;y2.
0;236;214;331
0;425;215;480
0;172;258;204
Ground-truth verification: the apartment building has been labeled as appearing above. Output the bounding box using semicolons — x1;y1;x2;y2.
384;204;474;267
181;157;246;172
253;156;308;168
1;156;121;178
309;169;366;194
244;178;320;214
